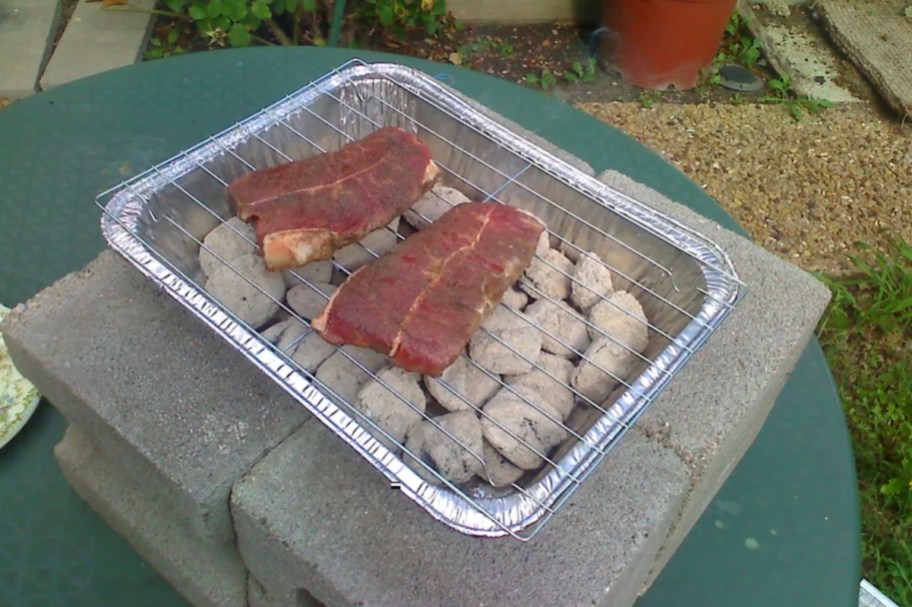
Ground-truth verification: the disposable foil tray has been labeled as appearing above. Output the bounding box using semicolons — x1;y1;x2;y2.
96;59;746;540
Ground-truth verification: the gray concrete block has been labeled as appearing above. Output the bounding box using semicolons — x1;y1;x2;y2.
447;0;599;23
232;421;691;607
0;250;309;548
0;0;63;98
39;0;156;91
55;424;247;607
595;170;832;590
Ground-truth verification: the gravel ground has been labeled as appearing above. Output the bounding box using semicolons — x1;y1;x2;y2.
577;101;912;276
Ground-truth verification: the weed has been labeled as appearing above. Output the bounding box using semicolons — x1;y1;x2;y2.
563;57;598;83
638;91;658;108
525;68;557;90
817;234;912;605
144;28;185;60
760;74;832;120
456;36;514;64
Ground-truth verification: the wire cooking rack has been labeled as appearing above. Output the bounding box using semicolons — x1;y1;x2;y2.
96;59;747;540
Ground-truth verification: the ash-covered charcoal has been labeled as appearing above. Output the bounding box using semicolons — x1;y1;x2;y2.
332;218;400;271
469;306;541;375
524;299;590;359
571;251;615;310
501;288;528;311
421;411;485;483
402;422;442;486
505;352;575;420
424;356;500;413
481;441;524;488
559;238;582;263
571;338;638;405
282;260;332;288
290;332;336;372
520;242;574;301
356;367;427;452
481;389;567;470
287;282;337;321
199;217;257;278
205;252;285;329
587;290;649;353
403;185;470;230
315;345;388;405
261;316;309;351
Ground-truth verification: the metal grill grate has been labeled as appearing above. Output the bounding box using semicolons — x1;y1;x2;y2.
96;59;746;540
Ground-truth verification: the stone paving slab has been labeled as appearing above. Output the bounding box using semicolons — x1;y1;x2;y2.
55;424;247;607
0;0;62;98
0;250;309;556
818;0;912;118
39;0;156;91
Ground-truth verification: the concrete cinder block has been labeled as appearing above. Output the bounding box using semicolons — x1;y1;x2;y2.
231;421;691;607
595;170;832;589
0;0;63;98
55;425;247;607
0;252;309;575
39;0;156;91
229;170;831;607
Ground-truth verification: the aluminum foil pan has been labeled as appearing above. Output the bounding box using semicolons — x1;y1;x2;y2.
96;59;745;540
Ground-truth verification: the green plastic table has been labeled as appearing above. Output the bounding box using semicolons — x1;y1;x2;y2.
0;47;860;607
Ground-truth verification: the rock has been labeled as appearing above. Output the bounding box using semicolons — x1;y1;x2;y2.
481;441;524;488
333;219;400;271
286;282;337;321
481;389;568;470
402;422;442;486
571;338;639;406
571;251;615;310
521;247;574;300
281;260;332;288
469;307;541;375
524;299;590;358
403;186;471;230
501;288;528;311
587;290;649;353
504;352;576;420
424;356;501;413
559;238;582;262
199;217;257;278
205;253;285;329
356;368;427;452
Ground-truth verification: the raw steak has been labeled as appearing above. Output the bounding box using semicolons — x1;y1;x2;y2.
312;202;546;376
228;127;439;271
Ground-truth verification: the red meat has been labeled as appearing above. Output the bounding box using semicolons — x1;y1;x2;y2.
312;202;546;376
228;127;439;271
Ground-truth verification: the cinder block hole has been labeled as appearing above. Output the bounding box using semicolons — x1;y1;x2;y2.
296;588;325;607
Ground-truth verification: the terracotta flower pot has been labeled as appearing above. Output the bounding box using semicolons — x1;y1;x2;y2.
600;0;737;90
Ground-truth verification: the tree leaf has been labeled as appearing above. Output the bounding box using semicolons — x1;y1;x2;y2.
378;4;394;26
167;28;179;44
251;0;271;19
229;22;251;46
272;0;285;13
207;0;223;18
302;0;316;11
166;0;185;12
188;2;207;20
213;15;231;30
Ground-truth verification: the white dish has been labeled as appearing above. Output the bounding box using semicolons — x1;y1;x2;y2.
0;304;41;451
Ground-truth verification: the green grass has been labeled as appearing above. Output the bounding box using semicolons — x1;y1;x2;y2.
816;234;912;605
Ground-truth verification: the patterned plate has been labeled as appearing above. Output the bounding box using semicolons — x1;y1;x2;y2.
0;304;41;451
